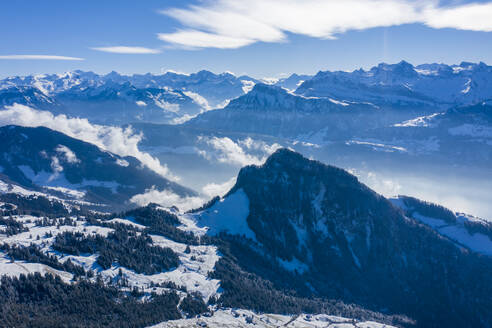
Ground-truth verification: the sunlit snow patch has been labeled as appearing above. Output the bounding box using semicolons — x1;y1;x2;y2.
196;189;256;241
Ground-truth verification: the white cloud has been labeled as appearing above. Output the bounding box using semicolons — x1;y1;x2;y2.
202;177;236;198
56;145;80;164
198;136;281;166
50;156;63;173
158;0;492;49
423;3;492;32
0;55;84;60
48;156;63;182
157;29;255;49
130;187;205;211
116;158;130;167
131;177;238;211
350;169;402;196
238;137;282;154
152;98;180;113
91;46;161;54
183;90;211;110
0;104;176;180
170;113;198;125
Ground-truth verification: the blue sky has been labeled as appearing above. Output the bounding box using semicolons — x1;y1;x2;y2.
1;0;492;78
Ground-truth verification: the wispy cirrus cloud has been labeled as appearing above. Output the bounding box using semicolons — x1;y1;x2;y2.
157;30;255;49
157;0;492;49
0;55;84;60
91;46;161;54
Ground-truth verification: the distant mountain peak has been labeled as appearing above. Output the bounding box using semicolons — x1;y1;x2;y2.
370;60;418;78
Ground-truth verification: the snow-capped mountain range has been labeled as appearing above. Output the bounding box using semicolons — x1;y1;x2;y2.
296;61;492;107
182;62;492;138
0;70;259;124
3;61;492;127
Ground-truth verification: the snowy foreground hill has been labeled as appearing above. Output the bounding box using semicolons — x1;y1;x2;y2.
1;149;491;327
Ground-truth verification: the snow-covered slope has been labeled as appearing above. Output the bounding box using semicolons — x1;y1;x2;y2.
0;212;220;301
2;149;492;327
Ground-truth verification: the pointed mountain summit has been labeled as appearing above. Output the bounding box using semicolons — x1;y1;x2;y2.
196;148;492;328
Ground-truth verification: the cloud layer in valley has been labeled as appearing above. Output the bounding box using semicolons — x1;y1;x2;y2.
197;136;282;166
130;177;237;211
130;187;205;211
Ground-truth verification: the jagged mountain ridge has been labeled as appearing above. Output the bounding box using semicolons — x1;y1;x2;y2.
0;82;202;125
0;70;260;124
296;61;492;107
4;61;492;128
186;62;492;138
